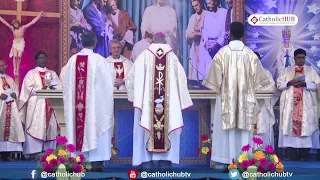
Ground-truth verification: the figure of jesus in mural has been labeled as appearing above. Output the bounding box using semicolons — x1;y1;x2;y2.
0;11;45;76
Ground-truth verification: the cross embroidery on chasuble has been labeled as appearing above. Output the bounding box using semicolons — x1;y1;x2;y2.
149;47;171;152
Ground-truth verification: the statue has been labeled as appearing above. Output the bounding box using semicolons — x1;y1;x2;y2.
0;11;45;76
276;29;295;77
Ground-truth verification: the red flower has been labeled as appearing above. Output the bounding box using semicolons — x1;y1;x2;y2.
56;136;68;145
241;160;250;170
69;157;75;163
40;156;47;164
49;159;58;168
73;164;82;173
252;137;263;145
210;130;213;134
111;137;115;143
58;157;66;164
207;151;211;157
267;163;276;172
265;145;274;154
66;144;76;153
242;144;251;152
43;164;53;172
78;154;85;163
200;134;209;141
195;148;200;155
258;164;265;172
45;148;55;156
249;158;256;165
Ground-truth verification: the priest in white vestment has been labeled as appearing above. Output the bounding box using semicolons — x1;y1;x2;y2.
63;31;116;172
0;59;25;161
202;22;270;167
141;0;179;55
19;51;61;156
106;39;133;90
254;52;278;147
131;30;153;62
126;32;193;171
277;48;320;161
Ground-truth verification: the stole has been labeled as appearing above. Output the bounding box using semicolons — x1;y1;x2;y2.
292;67;304;136
74;55;88;151
1;77;12;141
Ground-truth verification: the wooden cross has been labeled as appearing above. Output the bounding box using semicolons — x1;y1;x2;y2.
0;0;61;89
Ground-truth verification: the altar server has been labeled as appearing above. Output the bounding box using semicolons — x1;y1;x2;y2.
106;39;133;90
126;32;193;171
202;22;270;166
19;51;61;156
63;31;116;171
254;52;278;147
0;58;25;161
277;48;320;161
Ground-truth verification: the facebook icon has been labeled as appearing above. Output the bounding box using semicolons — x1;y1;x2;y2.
31;170;36;179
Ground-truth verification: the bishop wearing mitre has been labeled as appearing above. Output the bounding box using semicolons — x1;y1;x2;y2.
19;51;61;156
0;58;25;161
106;39;133;90
126;32;193;171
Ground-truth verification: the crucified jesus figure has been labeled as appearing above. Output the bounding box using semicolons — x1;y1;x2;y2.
0;11;45;76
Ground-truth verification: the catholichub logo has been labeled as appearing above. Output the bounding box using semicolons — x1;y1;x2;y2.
248;14;298;26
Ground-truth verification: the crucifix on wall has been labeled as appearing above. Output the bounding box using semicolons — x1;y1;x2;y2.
0;0;60;88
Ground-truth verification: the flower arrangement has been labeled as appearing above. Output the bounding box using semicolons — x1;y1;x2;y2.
228;137;284;173
37;136;89;173
195;125;213;157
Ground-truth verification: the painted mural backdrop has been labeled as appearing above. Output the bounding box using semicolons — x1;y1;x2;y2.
245;0;320;79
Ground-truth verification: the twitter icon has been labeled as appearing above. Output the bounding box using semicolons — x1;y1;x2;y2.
229;169;240;179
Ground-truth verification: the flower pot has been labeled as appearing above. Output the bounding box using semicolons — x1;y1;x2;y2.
246;166;257;180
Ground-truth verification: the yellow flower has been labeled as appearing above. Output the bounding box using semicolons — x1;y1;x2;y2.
276;162;284;173
46;154;57;162
238;153;248;163
201;147;209;154
228;163;237;171
81;165;86;173
112;148;117;156
254;151;265;160
76;156;81;163
272;155;279;163
58;149;69;157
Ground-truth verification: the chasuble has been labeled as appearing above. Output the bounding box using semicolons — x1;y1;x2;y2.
19;67;61;154
63;49;115;161
277;65;320;147
0;74;24;152
126;43;192;165
106;55;133;90
202;40;270;164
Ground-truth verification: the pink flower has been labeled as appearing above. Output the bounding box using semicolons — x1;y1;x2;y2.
111;137;115;143
73;164;82;173
232;158;235;164
40;156;47;164
56;136;68;145
69;157;75;163
252;137;263;145
200;134;209;141
258;164;265;172
249;158;256;165
210;130;213;134
49;159;58;168
241;160;250;170
66;144;76;153
259;158;268;165
45;148;55;156
242;144;251;152
43;164;53;172
58;157;66;164
265;145;274;154
78;154;85;163
267;163;276;171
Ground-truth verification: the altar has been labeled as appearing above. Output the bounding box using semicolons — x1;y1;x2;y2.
36;90;273;168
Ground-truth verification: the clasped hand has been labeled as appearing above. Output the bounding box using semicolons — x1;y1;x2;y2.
42;85;55;90
287;80;306;88
0;93;16;100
